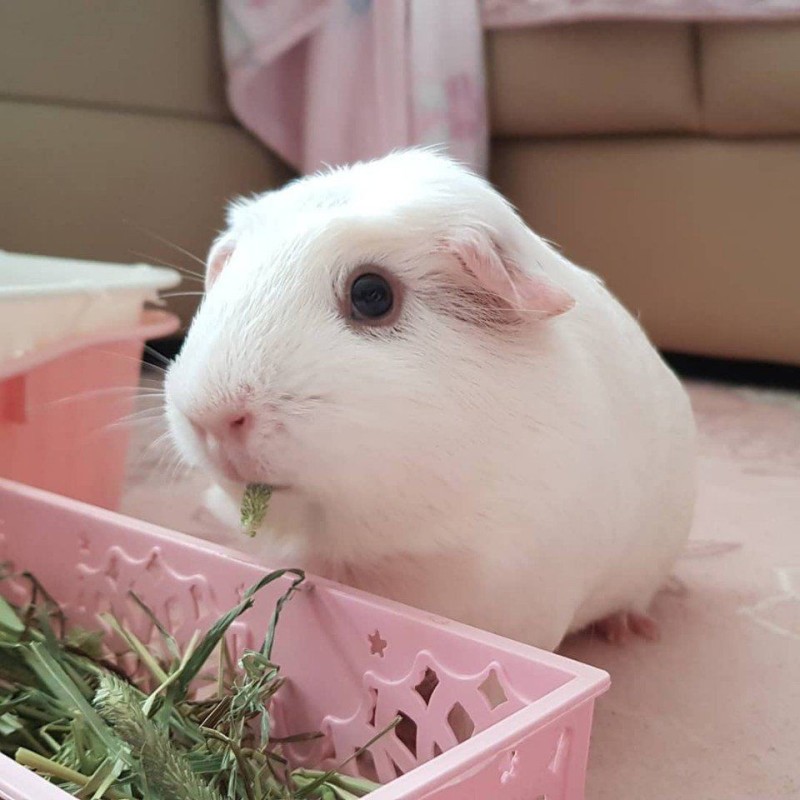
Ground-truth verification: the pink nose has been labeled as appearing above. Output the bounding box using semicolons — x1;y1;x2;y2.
188;410;252;442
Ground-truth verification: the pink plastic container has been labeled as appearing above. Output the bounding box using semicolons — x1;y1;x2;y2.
0;311;178;510
0;479;610;800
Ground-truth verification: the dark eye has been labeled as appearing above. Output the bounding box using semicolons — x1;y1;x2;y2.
350;273;394;320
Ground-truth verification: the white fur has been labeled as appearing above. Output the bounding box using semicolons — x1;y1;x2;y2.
165;150;696;651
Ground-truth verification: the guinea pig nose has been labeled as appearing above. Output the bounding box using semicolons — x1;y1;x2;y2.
227;413;253;438
187;410;252;441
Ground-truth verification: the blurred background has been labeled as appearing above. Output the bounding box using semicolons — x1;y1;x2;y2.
1;1;799;380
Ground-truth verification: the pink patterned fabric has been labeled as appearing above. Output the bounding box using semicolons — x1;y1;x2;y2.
219;0;487;175
219;0;800;176
483;0;800;27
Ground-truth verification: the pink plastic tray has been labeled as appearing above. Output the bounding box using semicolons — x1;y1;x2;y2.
0;311;178;510
0;480;609;800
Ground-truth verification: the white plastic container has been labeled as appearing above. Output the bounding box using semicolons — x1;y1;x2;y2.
0;250;180;508
0;250;181;362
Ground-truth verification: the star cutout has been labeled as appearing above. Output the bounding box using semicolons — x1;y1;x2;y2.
368;629;387;657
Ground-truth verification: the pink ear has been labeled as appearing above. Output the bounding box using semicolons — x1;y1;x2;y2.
206;241;234;290
446;227;574;319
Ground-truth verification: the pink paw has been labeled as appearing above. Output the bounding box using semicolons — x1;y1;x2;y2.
591;611;661;645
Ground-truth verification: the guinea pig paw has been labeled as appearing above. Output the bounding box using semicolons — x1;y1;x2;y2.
591;611;661;645
627;611;661;642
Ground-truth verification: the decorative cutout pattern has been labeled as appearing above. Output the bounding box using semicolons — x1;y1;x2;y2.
499;749;519;784
414;667;440;705
368;629;388;657
446;702;474;744
74;545;256;683
0;517;596;799
548;729;571;776
478;668;508;710
0;540;257;690
320;651;529;785
0;534;536;782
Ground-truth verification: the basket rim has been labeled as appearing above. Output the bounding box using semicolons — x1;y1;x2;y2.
0;479;610;800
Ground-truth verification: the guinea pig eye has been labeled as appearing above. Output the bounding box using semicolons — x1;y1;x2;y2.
349;273;394;322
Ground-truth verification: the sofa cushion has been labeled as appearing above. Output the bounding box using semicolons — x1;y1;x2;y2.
486;22;701;137
491;137;800;365
0;0;230;121
0;100;292;329
701;21;800;136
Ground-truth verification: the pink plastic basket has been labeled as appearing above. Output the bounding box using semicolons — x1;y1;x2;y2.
0;480;609;800
0;311;178;510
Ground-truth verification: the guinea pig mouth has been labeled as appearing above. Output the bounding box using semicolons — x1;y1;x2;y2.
217;459;247;484
207;452;291;493
205;450;256;486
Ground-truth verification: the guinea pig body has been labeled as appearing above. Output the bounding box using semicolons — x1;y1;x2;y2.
165;149;695;651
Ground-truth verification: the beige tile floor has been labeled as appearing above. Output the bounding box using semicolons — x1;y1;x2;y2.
122;372;800;800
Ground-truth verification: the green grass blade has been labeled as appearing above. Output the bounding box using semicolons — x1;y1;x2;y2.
261;571;304;661
293;717;399;799
0;596;25;642
172;570;304;701
23;642;122;757
126;591;181;662
97;614;169;685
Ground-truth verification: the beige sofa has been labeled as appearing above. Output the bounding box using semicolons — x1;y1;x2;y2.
2;3;798;365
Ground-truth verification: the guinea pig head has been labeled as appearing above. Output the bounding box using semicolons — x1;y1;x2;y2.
164;149;574;555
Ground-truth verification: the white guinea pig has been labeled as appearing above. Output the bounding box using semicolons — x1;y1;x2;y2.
165;149;695;651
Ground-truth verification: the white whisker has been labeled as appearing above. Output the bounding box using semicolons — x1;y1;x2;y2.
141;344;174;370
129;251;205;284
125;221;208;269
91;348;168;376
32;386;163;411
